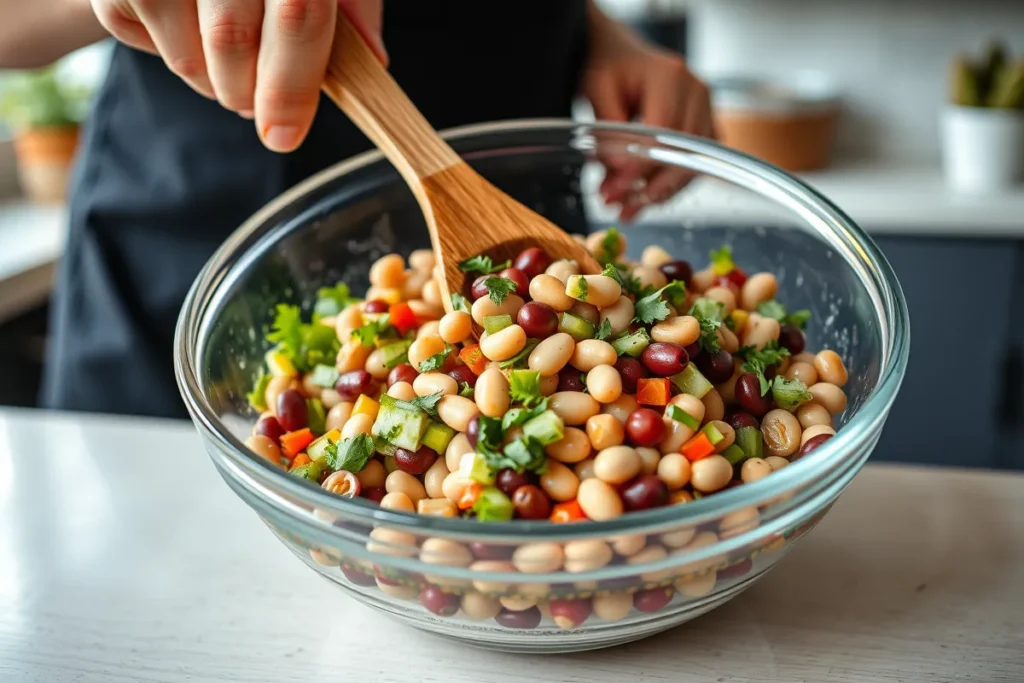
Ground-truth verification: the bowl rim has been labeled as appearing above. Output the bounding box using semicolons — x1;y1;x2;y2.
174;118;910;540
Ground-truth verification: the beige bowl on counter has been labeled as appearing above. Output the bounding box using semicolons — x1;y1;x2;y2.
709;74;841;172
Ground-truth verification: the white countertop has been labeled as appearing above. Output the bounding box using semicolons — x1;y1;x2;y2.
2;407;1023;682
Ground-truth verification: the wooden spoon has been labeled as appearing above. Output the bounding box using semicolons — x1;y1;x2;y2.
321;15;600;312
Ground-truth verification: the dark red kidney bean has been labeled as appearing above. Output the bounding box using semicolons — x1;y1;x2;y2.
735;373;775;417
335;370;379;401
512;485;552;520
496;468;536;497
363;299;389;313
684;342;701;361
633;587;674;613
276;389;308;432
764;364;778;381
470;541;515;561
447;364;477;389
621;474;669;511
394;446;437;475
614;357;649;394
465;414;480;449
470;275;490;301
419;585;461;616
517;301;559;338
797;434;833;459
778;324;806;355
255;415;285;442
362;486;386;503
499;267;530;298
514;247;552;279
557;368;586;392
387;363;418;387
549;598;593;629
725;411;759;431
625;408;666;447
341;564;377;586
640;342;689;377
717;558;753;580
695;349;734;385
659;260;693;285
721;268;747;289
495;606;542;629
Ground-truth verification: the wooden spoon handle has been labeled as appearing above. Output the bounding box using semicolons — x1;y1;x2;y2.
322;14;461;191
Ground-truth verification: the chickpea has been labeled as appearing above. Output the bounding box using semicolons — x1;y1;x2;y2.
309;547;341;566
337;341;372;373
701;389;725;424
716;325;740;354
814;350;848;387
801;423;836;446
461;592;502;621
565;274;621;307
719;507;760;539
690;454;733;493
592;592;634;622
740;457;773;483
628;544;673;583
376;578;417;600
408;249;435;273
441;472;473;504
636;447;661;475
341;412;374;439
529;273;575;311
602;393;639;424
708;420;736;452
690;267;717;293
422;458;450;499
545;259;580;284
785;361;818;386
576;478;623;520
369;253;406;289
480;325;527;362
593;446;642;485
563;539;614;573
363;347;391;380
585;414;625;451
743;316;781;350
797;402;833;429
444;433;473;472
704;286;737;316
436;395;480;432
574;458;597;481
356;459;387;488
670;490;694;505
528;333;576;376
765;455;790;471
633;265;668;291
320;388;343;409
570;339;617;372
657;452;691;490
641;244;674;268
609;533;647;556
367;526;417;557
438;311;472;344
740;272;778;311
585;229;626;260
808;382;847;415
512;542;564;574
420;537;473;567
411;373;455;398
761;409;802;457
474;368;510;418
419;279;442;308
385;381;415;402
471;293;524;326
548;391;600;425
244;435;281;465
335;304;363;341
600;296;635;337
407;335;447;370
793;351;817;365
547;427;593;464
586;364;623;404
380;491;415;512
651;315;700;346
676;572;717;599
539;459;580;502
325;401;353;433
401;270;429;301
385;470;427;504
661;525;697;549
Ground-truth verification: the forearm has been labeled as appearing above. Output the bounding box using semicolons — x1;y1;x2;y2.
0;0;108;69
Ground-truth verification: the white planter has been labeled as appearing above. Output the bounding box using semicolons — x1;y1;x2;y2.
941;106;1024;193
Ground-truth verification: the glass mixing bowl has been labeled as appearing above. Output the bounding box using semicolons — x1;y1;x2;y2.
174;120;909;653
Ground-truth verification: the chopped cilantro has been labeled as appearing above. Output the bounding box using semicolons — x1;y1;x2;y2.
313;281;358;321
634;281;687;324
418;346;452;373
484;276;518;305
709;245;735;276
350;315;393;347
323;434;376;473
458;255;510;275
499;339;539;369
740;341;791;395
771;376;813;410
407;392;445;417
486;437;548;475
450;292;471;313
474;415;506;457
266;304;341;373
509;370;543;407
688;297;725;354
501;399;549;431
576;277;589;301
459;381;475;398
247;372;271;411
594;318;613;341
598;228;621;265
601;262;646;298
757;300;812;330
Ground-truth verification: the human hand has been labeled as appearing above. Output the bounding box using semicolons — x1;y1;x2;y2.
582;9;714;221
89;0;385;152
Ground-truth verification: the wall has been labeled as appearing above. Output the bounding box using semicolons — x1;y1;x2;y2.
684;0;1024;164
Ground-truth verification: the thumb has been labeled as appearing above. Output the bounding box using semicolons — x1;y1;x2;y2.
585;75;629;122
337;0;387;65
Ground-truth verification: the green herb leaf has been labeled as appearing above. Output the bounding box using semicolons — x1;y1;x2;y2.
509;369;543;407
484;276;518;305
266;304;304;365
407;392;445;417
459;382;475;398
785;309;812;330
458;255;510;275
481;436;548;475
418;345;452;373
499;338;539;369
247;372;271;411
633;281;687;325
756;299;812;330
474;415;506;457
450;292;471;313
313;281;358;321
688;297;726;354
576;277;589;301
709;245;735;276
598;228;622;265
266;304;342;373
740;341;791;395
771;375;813;411
323;434;376;472
501;399;550;431
310;364;340;388
350;315;393;347
594;318;613;341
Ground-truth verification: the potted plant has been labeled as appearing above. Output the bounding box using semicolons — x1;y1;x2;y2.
0;65;92;204
943;41;1024;193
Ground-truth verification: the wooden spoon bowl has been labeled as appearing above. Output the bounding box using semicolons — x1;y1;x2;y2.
321;16;600;311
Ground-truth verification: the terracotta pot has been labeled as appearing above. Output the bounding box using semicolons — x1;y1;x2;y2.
12;125;80;204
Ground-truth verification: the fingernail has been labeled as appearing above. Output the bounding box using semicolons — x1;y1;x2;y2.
238;109;254;120
261;125;300;152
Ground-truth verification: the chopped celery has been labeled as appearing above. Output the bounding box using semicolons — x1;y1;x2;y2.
558;313;595;342
722;444;747;465
483;314;513;334
522;410;565;446
472;486;514;521
247;373;271;411
422;421;456;454
310;364;340;388
701;422;724;446
611;328;651;358
667;404;700;430
458;452;496;485
372;394;430;451
307;431;339;461
379;339;412;369
735;426;764;460
289;461;324;482
307;398;326;436
670;364;713;398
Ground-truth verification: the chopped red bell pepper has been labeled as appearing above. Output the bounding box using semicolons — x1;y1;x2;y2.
636;378;671;406
459;344;488;375
387;302;418;336
549;500;586;523
716;268;747;290
280;428;314;459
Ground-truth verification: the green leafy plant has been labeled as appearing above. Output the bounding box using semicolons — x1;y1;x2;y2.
0;66;93;130
950;40;1024;109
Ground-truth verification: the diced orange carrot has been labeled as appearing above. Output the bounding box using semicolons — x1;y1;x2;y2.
681;432;715;462
457;482;483;510
290;452;312;469
549;500;586;523
280;428;314;458
636;378;671;406
459;344;488;375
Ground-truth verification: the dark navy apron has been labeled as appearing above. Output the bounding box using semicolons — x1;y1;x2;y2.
43;1;589;418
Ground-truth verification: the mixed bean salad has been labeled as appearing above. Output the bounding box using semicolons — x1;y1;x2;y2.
245;230;849;526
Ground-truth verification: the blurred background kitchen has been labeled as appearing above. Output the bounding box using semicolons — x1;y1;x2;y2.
0;0;1022;467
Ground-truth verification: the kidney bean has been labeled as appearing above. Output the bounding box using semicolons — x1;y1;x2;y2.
419;585;461;616
684;342;701;361
549;598;593;629
276;389;308;432
465;414;481;449
469;542;515;562
470;275;490;301
556;367;586;392
625;408;666;447
363;299;389;314
255;415;285;442
394;446;437;475
495;606;542;629
614;357;649;394
496;468;537;497
695;349;734;385
621;474;670;511
725;411;760;431
517;301;559;338
447;364;477;390
499;267;530;298
633;587;674;613
718;558;754;580
735;373;775;417
388;363;418;387
341;564;377;586
512;485;552;520
513;247;552;278
778;324;806;355
659;260;693;285
797;433;833;458
336;370;379;401
641;342;689;377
